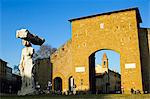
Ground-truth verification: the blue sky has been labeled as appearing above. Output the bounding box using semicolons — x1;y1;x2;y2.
1;0;150;71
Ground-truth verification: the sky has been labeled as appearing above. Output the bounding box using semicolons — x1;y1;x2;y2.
1;0;150;72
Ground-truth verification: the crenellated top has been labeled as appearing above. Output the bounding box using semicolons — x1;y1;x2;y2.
51;39;72;62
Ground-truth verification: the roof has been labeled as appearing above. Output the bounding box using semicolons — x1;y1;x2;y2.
6;66;12;70
0;58;7;63
108;69;121;76
102;53;108;60
68;7;142;23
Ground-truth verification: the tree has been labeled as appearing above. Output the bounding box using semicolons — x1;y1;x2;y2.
33;44;57;60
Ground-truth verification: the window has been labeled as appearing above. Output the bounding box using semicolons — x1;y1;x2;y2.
100;23;104;29
104;61;106;65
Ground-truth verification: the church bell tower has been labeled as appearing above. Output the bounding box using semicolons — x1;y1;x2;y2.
102;53;108;68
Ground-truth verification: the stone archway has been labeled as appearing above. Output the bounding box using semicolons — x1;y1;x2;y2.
51;8;150;94
70;8;143;94
89;49;120;94
54;77;62;93
68;76;75;92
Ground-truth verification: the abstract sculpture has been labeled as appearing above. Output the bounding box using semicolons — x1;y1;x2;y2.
16;29;45;95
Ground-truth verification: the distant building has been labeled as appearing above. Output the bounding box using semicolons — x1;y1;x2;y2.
6;66;12;81
34;58;52;91
0;59;21;94
0;59;7;80
95;53;108;74
95;53;121;93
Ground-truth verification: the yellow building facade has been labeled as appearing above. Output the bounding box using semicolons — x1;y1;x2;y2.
51;8;150;94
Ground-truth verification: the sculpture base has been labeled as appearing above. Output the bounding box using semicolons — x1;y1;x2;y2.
18;87;36;96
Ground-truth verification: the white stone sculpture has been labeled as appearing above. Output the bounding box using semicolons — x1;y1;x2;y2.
16;29;45;45
16;29;45;95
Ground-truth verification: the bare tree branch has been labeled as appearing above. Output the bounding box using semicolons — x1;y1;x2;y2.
33;44;57;60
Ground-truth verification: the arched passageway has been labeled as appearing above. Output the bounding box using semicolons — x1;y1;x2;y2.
68;76;75;92
54;77;62;92
89;49;121;94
